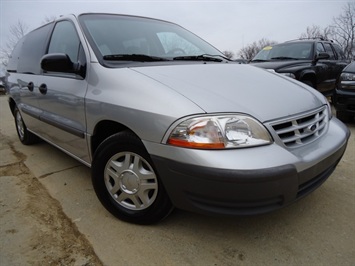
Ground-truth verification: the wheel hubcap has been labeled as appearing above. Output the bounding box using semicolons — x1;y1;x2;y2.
120;170;140;194
16;111;25;140
104;152;158;211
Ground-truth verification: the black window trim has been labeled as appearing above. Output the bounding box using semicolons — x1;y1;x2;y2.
43;19;87;80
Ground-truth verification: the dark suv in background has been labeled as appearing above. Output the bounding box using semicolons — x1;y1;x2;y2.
251;39;349;96
333;61;355;122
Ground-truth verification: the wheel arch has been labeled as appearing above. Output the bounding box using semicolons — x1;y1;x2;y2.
8;97;16;116
90;120;140;159
90;130;174;224
300;70;316;88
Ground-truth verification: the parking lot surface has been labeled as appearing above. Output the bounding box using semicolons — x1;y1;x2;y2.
1;95;354;265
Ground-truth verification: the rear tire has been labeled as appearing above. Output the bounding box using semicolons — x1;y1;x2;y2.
91;131;173;224
14;106;39;145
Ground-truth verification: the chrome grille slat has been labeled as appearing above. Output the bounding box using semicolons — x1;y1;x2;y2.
269;106;328;148
281;131;316;144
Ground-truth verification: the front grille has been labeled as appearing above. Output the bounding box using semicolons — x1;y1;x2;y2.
270;106;328;148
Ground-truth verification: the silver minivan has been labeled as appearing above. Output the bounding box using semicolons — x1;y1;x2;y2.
6;13;350;224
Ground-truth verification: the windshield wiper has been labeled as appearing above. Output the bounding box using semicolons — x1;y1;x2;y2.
173;54;227;62
103;54;169;62
251;59;268;62
270;56;298;60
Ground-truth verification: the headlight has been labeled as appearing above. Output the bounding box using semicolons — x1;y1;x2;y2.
340;72;355;81
167;114;272;149
279;73;296;79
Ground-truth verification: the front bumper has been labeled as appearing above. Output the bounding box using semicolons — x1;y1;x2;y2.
145;118;350;216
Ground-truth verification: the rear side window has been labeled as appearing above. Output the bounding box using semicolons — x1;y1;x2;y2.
48;21;80;63
8;23;53;74
332;44;346;60
316;42;325;53
323;43;336;60
7;36;25;72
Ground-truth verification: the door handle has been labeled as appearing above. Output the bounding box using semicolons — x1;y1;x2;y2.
27;82;34;92
39;83;47;95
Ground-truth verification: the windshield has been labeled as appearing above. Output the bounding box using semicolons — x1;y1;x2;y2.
252;42;313;61
78;14;224;62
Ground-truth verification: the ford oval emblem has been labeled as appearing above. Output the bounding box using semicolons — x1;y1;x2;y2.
308;124;317;132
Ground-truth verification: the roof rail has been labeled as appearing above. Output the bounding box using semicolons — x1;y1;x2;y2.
285;37;334;43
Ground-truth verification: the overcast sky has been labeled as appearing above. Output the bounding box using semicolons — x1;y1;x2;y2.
0;0;348;57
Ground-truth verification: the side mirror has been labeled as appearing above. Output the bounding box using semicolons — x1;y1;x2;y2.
41;53;84;77
316;52;330;60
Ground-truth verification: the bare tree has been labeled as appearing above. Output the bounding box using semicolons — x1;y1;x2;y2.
0;17;57;68
0;20;29;67
238;38;277;60
223;50;234;59
331;2;355;59
299;25;334;40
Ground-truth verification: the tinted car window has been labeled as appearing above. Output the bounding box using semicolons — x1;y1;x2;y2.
8;23;53;74
253;42;313;60
323;43;335;59
7;36;25;72
48;21;81;63
316;42;325;53
333;44;346;60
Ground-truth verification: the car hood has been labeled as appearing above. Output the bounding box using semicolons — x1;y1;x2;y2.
250;60;310;71
343;61;355;73
131;63;324;122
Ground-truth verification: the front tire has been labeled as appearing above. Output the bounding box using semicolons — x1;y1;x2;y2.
91;131;173;224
